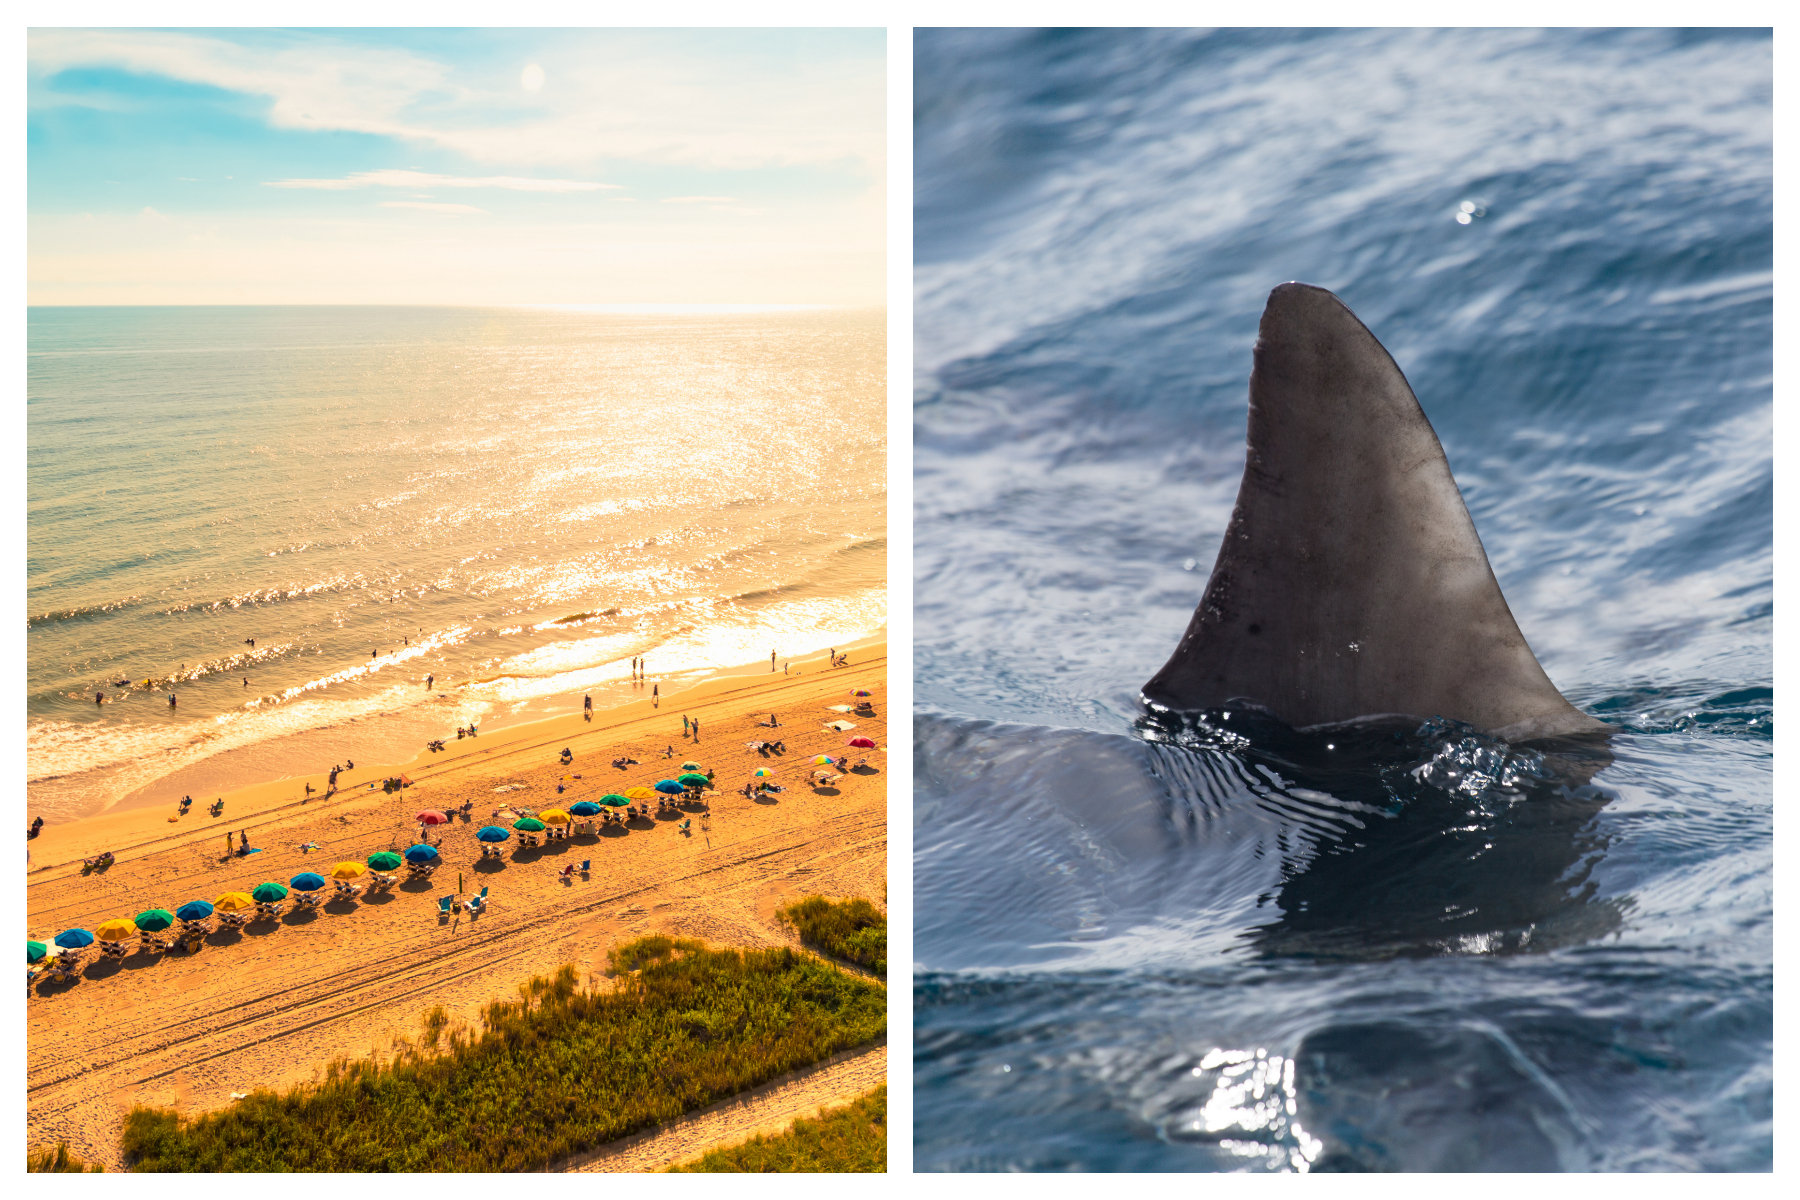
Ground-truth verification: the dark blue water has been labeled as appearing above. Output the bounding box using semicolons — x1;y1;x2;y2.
913;28;1770;1171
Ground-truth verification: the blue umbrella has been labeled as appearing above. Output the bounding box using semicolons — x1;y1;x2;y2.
568;801;601;817
654;779;684;795
54;928;95;950
404;843;440;864
476;825;512;843
175;900;215;922
289;872;327;892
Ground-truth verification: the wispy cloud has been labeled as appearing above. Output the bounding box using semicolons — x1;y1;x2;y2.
661;195;737;204
267;169;617;193
378;201;487;215
28;28;884;175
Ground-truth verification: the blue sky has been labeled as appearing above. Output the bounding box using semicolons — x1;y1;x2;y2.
27;28;886;305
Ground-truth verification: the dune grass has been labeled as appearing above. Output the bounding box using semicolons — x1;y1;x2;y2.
120;936;885;1172
668;1084;886;1172
27;1142;104;1172
779;896;886;978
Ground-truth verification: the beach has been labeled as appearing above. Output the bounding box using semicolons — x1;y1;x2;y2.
26;644;887;1172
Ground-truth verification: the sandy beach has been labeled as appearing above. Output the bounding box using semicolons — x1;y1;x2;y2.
26;644;887;1172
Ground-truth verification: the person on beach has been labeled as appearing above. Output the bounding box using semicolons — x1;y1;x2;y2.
169;693;177;708
426;674;434;690
693;718;700;743
683;714;690;737
584;693;592;720
244;677;248;687
771;650;777;671
28;816;43;838
664;745;674;758
652;683;659;708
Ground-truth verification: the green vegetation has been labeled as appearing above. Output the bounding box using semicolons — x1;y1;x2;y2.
28;1142;104;1172
779;896;887;979
120;937;885;1172
669;1084;886;1173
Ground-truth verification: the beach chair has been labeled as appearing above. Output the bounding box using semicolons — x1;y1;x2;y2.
333;881;361;900
255;901;284;919
294;891;322;911
139;931;168;954
100;940;129;959
437;895;455;916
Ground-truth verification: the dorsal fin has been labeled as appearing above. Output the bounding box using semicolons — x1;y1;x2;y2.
1142;282;1604;742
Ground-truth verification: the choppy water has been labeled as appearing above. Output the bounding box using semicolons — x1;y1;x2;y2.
913;28;1769;1171
28;305;885;821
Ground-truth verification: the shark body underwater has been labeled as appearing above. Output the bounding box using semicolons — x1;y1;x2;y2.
916;282;1619;970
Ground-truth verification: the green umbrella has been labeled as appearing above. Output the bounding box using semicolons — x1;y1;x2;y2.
598;794;630;807
133;909;176;933
251;881;289;903
513;817;546;832
677;773;710;787
366;851;404;872
27;940;49;964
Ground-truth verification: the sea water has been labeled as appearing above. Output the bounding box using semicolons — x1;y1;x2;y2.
913;29;1769;1170
28;305;885;821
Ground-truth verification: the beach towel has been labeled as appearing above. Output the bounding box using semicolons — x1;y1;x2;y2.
825;720;857;731
826;705;855;713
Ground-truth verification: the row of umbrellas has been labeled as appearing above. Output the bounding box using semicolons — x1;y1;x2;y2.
29;844;454;961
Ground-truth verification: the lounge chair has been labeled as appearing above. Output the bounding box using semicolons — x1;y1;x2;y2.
437;895;454;916
100;940;130;959
139;931;170;954
255;901;285;918
333;881;361;900
294;891;322;910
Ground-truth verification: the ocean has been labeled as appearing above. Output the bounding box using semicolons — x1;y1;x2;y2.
913;29;1770;1171
28;304;886;822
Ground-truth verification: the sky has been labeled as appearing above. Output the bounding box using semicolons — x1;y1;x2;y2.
26;28;886;306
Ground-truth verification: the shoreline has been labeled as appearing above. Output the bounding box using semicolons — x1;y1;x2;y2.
27;633;886;874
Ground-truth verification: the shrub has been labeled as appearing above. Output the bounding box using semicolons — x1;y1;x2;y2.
669;1084;886;1172
27;1141;104;1172
779;896;886;978
121;939;885;1172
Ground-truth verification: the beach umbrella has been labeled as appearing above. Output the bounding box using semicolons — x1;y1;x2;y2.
654;779;684;795
851;689;872;697
133;909;176;933
215;892;257;912
539;808;570;825
513;817;546;833
813;755;838;765
288;873;327;893
330;861;368;881
476;825;512;843
677;773;710;787
753;767;775;777
28;940;50;964
568;801;601;817
623;787;657;800
252;882;289;903
366;852;403;872
403;844;440;864
175;900;214;922
96;918;138;942
680;761;703;771
54;929;95;950
415;810;448;826
598;794;630;808
846;736;877;749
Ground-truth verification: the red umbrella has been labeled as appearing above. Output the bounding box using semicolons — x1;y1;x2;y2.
415;810;448;825
846;736;877;749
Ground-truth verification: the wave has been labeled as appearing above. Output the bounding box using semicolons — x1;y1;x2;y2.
27;595;147;626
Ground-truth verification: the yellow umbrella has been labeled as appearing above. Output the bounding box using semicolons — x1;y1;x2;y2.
813;755;837;765
330;861;368;881
623;787;657;800
95;918;138;942
539;808;570;825
213;892;256;912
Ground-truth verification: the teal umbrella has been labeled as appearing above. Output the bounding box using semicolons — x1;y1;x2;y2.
27;940;49;964
133;909;176;933
175;900;214;921
289;872;327;892
477;825;512;842
252;882;289;903
404;844;440;864
54;929;95;950
568;800;601;816
654;779;684;795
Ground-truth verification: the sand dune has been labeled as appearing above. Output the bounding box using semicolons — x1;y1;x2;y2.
26;648;887;1172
